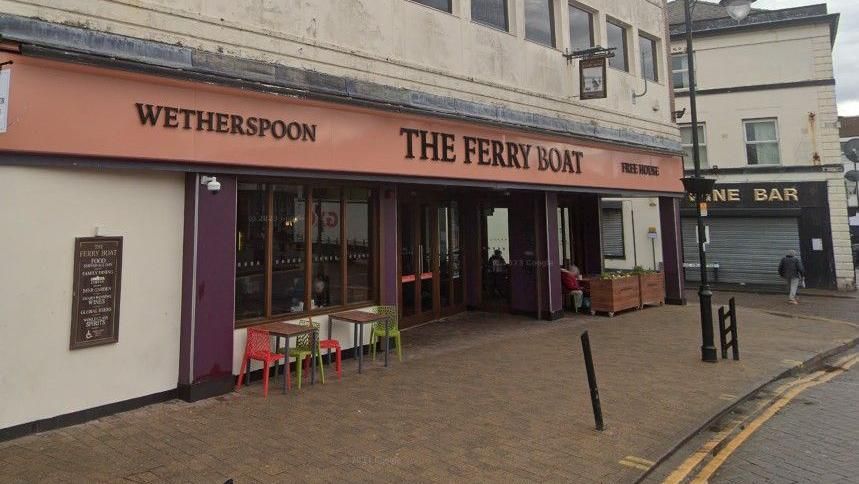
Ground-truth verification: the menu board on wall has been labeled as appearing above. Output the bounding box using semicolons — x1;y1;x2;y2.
70;237;123;350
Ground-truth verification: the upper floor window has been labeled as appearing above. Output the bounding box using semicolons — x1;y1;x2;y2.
606;20;628;72
639;34;658;82
672;53;691;89
472;0;509;31
411;0;451;12
680;124;708;170
744;119;780;165
525;0;556;47
568;3;594;52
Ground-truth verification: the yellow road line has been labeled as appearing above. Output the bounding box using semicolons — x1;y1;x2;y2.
661;358;855;484
690;354;859;483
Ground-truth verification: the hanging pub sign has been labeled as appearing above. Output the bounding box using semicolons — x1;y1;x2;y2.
580;57;607;100
70;236;123;350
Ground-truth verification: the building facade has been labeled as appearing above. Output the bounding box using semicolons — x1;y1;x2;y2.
662;1;853;290
0;0;685;437
840;116;859;251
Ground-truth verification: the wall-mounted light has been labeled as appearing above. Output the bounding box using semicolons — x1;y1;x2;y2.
200;175;221;194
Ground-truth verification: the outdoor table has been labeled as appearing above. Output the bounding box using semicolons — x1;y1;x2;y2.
250;321;319;394
328;309;391;373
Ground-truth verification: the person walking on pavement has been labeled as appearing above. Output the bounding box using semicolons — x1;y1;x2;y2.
778;249;805;304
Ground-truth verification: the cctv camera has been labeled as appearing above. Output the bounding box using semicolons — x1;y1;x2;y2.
200;176;221;194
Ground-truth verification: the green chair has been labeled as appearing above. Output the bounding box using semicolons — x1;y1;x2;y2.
369;305;403;362
279;318;325;388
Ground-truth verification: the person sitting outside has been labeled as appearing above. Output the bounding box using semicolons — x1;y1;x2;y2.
560;264;584;312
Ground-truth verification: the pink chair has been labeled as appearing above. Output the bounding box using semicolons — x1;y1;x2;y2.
236;328;287;397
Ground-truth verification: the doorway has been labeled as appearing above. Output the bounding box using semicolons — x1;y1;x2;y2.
480;205;512;312
399;197;465;327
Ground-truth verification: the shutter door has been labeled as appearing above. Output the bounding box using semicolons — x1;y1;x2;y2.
602;208;624;258
682;217;800;286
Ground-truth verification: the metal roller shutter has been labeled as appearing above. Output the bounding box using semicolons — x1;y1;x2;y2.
602;208;625;258
682;217;800;286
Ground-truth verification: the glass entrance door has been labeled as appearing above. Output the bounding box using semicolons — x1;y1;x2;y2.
399;197;463;326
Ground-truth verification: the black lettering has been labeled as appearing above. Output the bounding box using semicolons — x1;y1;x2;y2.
179;109;195;129
196;111;214;131
271;120;287;139
230;114;245;135
135;103;163;126
506;142;521;169
400;127;420;159
549;148;562;172
257;118;272;137
301;123;316;142
477;138;491;165
246;117;259;136
216;113;229;133
519;144;532;169
441;133;456;162
286;122;302;140
419;130;439;160
574;151;583;173
463;136;477;164
537;146;550;171
562;150;576;173
162;107;179;128
491;140;506;167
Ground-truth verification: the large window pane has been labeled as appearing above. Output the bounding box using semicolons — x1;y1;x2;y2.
411;0;451;12
235;183;268;320
525;0;555;47
270;185;307;315
346;187;374;303
606;21;628;71
312;187;342;308
672;54;690;89
744;119;780;165
568;4;593;52
472;0;508;31
639;35;658;82
680;125;708;169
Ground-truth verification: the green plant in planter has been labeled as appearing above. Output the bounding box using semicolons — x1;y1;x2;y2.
599;271;634;280
631;266;656;275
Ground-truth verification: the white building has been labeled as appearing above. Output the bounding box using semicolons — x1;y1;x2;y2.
0;1;686;438
609;1;853;290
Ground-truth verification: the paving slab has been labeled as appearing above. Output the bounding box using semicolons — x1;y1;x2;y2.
0;303;856;483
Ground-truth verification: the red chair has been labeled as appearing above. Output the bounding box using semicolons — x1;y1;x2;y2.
236;328;287;397
318;318;342;380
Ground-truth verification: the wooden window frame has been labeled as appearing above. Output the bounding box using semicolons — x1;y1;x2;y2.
235;181;380;329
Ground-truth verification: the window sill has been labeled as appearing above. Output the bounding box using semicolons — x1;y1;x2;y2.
523;37;559;51
235;300;378;329
470;19;514;37
403;0;456;17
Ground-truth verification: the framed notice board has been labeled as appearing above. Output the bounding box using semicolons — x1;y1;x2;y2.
70;236;123;350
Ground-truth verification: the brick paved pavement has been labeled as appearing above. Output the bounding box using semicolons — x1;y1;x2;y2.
711;351;859;484
0;303;857;483
688;289;859;325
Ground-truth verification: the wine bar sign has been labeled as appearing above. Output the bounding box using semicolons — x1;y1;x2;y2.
70;237;123;350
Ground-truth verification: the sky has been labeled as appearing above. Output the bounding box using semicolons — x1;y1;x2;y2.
752;0;859;116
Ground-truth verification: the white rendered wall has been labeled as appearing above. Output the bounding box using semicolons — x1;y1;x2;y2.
0;0;678;143
0;166;185;430
603;197;663;271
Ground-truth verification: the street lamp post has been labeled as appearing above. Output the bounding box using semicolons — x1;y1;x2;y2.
680;0;755;363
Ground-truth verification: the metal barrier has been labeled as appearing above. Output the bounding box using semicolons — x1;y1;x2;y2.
717;297;740;360
580;331;605;431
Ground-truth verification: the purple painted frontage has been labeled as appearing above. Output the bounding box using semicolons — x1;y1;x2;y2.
178;174;237;401
380;185;398;306
509;195;538;315
576;194;604;276
462;196;482;308
659;197;686;305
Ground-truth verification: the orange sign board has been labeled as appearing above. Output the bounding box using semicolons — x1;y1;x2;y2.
0;54;683;193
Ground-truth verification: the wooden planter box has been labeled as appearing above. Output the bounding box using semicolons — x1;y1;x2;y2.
589;276;640;317
638;272;665;307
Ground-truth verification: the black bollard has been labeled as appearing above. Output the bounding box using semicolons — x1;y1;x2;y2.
580;331;605;431
729;298;740;361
